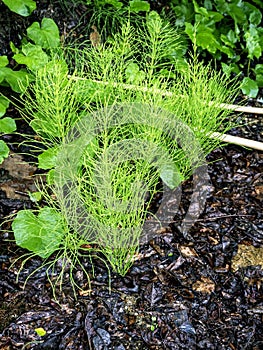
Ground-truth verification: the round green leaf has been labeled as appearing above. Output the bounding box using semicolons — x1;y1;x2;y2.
2;0;36;17
0;117;16;133
0;56;9;68
129;0;150;13
38;146;58;170
160;163;184;189
0;67;34;93
241;77;258;98
27;18;60;49
0;96;10;117
12;207;65;258
0;140;9;164
13;43;49;71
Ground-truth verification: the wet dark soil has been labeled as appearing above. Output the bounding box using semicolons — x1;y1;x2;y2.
0;1;263;349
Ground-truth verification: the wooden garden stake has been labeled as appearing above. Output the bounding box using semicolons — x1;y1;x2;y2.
211;132;263;151
69;76;263;150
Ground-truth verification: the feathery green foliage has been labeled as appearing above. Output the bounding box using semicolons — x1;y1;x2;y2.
18;11;238;278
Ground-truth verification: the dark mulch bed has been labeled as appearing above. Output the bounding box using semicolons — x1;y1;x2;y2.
0;1;263;349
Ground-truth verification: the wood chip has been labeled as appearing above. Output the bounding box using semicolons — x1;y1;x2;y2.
231;244;263;272
179;245;198;257
192;277;215;293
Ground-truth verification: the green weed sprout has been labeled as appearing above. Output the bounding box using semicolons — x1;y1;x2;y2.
18;11;238;278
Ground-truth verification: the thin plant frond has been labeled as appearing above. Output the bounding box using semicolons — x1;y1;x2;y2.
16;13;240;279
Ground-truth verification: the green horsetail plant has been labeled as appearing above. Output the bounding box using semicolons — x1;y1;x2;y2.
21;59;83;144
13;11;239;282
53;102;189;274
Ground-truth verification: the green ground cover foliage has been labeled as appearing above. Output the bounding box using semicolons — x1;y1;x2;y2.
1;1;259;294
8;12;239;287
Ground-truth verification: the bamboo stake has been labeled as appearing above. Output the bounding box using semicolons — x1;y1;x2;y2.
219;103;263;115
211;132;263;151
69;76;263;150
70;76;263;114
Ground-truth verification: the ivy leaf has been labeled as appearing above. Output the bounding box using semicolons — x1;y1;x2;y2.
0;117;16;133
221;62;240;78
244;25;262;59
191;24;220;54
27;18;60;49
46;169;55;185
218;45;235;58
220;30;237;49
129;0;150;13
228;3;247;26
2;0;36;17
0;140;9;164
0;67;34;93
255;64;263;75
125;62;145;83
12;207;65;258
0;56;9;67
38;146;58;170
255;64;263;87
104;0;123;9
0;96;10;117
198;32;219;53
192;0;209;17
255;75;263;88
13;43;49;71
160;163;184;189
246;3;262;26
28;191;42;203
241;77;258;98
